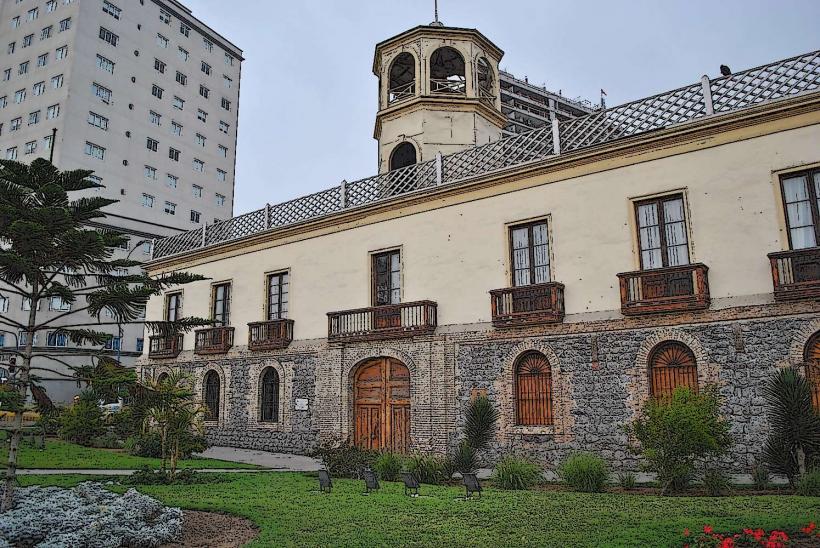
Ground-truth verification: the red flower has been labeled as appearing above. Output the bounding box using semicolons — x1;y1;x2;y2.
752;529;765;542
683;528;690;537
802;522;817;534
720;538;735;548
743;529;753;535
769;530;789;542
704;525;714;534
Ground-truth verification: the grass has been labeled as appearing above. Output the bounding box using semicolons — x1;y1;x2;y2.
2;439;258;470
18;473;820;547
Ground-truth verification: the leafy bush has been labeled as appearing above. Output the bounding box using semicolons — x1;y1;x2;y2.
90;430;123;449
34;406;64;436
126;431;206;459
751;462;769;490
762;367;820;486
374;452;403;481
450;396;499;474
312;438;376;479
625;386;732;495
58;392;105;446
617;471;637;490
558;452;609;493
121;465;219;486
108;408;139;440
405;454;448;485
796;469;820;496
491;456;543;490
451;440;478;475
702;467;731;496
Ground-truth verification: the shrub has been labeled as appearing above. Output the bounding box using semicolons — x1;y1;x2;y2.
796;469;820;496
312;438;376;479
90;430;123;449
108;408;139;440
702;467;731;496
125;431;206;459
559;452;609;493
405;454;447;485
617;471;637;490
451;440;478;475
121;465;220;486
625;386;732;495
34;406;64;436
58;392;105;446
449;396;499;474
373;452;403;481
492;456;543;490
751;462;769;490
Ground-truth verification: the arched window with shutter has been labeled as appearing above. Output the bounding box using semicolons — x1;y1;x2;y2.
204;370;220;421
803;332;820;410
515;351;553;426
649;341;698;399
259;367;280;423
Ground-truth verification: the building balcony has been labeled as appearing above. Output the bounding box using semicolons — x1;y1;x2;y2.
248;319;294;351
490;283;565;328
327;301;437;342
769;247;820;301
194;326;235;355
617;263;710;315
148;334;183;359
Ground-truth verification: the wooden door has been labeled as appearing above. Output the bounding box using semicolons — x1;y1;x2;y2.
805;333;820;410
354;358;410;453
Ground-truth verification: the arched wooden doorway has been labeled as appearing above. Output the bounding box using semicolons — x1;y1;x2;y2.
353;357;410;453
804;332;820;410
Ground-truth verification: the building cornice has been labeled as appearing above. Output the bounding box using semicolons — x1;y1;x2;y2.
373;96;508;139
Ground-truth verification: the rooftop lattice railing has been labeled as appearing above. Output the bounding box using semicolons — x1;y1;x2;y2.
151;49;820;260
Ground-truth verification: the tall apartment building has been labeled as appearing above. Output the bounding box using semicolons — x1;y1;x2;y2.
0;0;242;402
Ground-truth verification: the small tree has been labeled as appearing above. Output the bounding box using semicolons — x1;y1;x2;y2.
626;386;732;495
451;395;499;474
762;367;820;486
0;159;209;511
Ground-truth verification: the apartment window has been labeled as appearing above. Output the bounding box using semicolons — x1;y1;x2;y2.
171;121;183;136
47;1;58;13
55;45;68;59
510;220;551;286
223;75;233;89
172;96;184;110
19;33;30;48
28;111;40;125
17;331;37;347
197;109;207;122
221;98;231;111
102;1;121;19
136;338;144;352
96;54;115;73
152;85;164;99
43;134;53;150
175;71;186;85
84;142;105;160
6;147;18;160
142;193;154;207
41;26;52;40
14;89;25;104
218;145;228;158
18;62;29;75
3;69;10;82
166;174;178;188
28;8;39;22
372;249;401;305
225;53;234;66
203;39;213;53
7;43;13;55
144;165;157;180
104;337;121;351
267;272;290;320
178;46;189;61
49;296;71;311
0;96;5;108
11;17;20;29
196;133;206;146
216;169;226;183
59;18;71;32
99;27;118;47
156;34;169;48
37;54;48;67
201;61;212;75
88;111;108;130
51;74;63;88
154;58;166;73
190;210;200;223
199;85;209;98
92;82;111;103
24;141;37;155
168;147;180;161
193;159;204;172
781;168;820;249
46;104;59;119
192;184;202;198
635;194;690;269
164;201;176;215
149;110;161;125
211;283;230;325
159;9;171;24
215;193;225;206
165;292;182;321
146;137;158;152
10;118;21;131
0;296;8;313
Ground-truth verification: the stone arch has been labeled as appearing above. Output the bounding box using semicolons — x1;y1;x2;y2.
192;362;229;426
429;46;466;94
475;55;495;102
153;365;173;383
387;51;416;104
247;358;292;431
389;141;417;171
788;318;820;366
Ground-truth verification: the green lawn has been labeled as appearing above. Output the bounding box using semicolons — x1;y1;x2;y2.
19;473;820;547
3;439;258;470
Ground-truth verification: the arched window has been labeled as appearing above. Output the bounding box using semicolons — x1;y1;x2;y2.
515;351;553;426
388;52;415;104
803;332;820;410
430;46;465;94
649;341;698;399
204;370;220;421
389;142;416;171
259;367;280;423
156;372;169;385
476;57;494;104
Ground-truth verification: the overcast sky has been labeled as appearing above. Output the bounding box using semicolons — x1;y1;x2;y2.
187;0;820;216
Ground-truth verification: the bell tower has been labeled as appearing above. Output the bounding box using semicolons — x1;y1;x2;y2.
373;24;506;173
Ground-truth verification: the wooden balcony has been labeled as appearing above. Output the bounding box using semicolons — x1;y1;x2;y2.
194;327;235;355
490;283;565;328
328;301;437;342
618;263;710;316
769;247;820;301
248;319;294;351
148;334;183;359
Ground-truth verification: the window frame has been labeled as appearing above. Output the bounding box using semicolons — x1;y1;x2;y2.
371;249;401;306
265;271;290;321
779;167;820;250
165;291;182;321
633;193;691;270
211;282;231;326
508;218;551;287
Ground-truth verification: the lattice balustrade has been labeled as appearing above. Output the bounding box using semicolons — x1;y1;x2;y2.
269;187;342;227
152;226;204;258
204;208;266;246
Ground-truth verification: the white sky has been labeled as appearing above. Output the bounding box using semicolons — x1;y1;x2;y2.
187;0;820;215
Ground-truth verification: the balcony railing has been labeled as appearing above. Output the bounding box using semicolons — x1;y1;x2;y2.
328;301;437;342
769;247;820;301
194;326;235;355
248;319;294;351
430;78;466;95
618;263;710;315
490;283;565;328
148;334;183;359
388;81;415;104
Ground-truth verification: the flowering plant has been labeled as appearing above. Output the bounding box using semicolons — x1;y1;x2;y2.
681;523;819;547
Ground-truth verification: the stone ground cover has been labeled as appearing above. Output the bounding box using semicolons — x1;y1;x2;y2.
2;439;259;470
20;473;820;547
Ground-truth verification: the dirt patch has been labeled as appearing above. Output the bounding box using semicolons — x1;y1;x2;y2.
160;510;259;548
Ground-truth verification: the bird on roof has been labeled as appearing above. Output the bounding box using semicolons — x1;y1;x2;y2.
720;65;732;77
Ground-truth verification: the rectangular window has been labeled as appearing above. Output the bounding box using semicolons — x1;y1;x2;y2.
635;194;690;269
41;26;52;40
175;71;187;85
154;58;166;73
197;109;207;122
164;201;176;215
17;331;37;347
196;133;206;146
178;47;189;61
199;85;209;98
3;69;11;82
59;18;71;32
203;38;213;53
221;98;231;111
102;1;121;19
6;147;18;160
96;54;115;73
136;338;144;352
37;54;48;67
171;121;183;136
0;296;8;313
49;296;71;311
43;134;53;151
157;34;169;48
149;110;161;125
142;193;154;207
28;8;39;21
55;45;68;59
166;174;177;188
190;210;200;223
180;23;190;37
0;96;6;108
372;250;401;305
216;169;226;182
10;117;22;131
169;147;180;161
151;84;163;99
46;103;59;119
28;111;40;125
14;89;25;104
172;96;184;110
144;165;156;180
215;193;225;206
92;82;111;102
32;82;45;96
22;298;40;311
11;17;20;29
201;61;211;75
781;169;820;250
24;140;37;154
52;74;63;88
88;111;108;130
218;145;228;158
219;121;229;134
192;184;202;198
165;292;182;321
267;272;290;320
159;9;171;24
193;159;204;172
18;62;29;75
146;137;158;151
211;283;230;325
47;1;58;13
7;42;14;55
225;53;234;66
104;336;121;351
99;27;118;46
85;142;105;160
510;220;551;286
223;75;232;88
